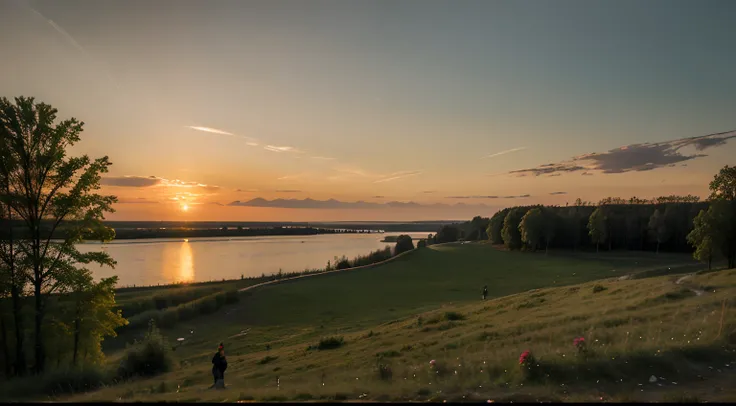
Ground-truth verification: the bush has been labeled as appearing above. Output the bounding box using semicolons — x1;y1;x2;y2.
444;311;465;321
394;235;415;255
377;363;393;380
117;322;174;379
317;336;345;350
592;285;608;293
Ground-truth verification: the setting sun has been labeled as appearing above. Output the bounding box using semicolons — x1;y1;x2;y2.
181;204;189;212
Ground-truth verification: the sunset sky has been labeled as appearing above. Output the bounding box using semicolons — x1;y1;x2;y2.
1;0;735;221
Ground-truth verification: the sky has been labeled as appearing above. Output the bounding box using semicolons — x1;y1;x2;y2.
1;0;735;221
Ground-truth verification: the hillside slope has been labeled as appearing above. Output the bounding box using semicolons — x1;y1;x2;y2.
66;246;735;402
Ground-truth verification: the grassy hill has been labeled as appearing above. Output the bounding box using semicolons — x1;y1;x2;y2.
12;243;736;402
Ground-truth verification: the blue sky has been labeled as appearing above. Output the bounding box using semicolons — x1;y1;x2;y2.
1;0;734;220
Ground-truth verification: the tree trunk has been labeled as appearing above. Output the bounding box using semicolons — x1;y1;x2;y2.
33;282;45;374
596;242;599;253
10;284;24;376
6;212;26;376
545;240;549;255
708;255;712;271
0;311;10;377
656;241;660;254
72;317;80;367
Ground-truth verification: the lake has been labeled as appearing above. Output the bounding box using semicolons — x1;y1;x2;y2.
77;232;429;287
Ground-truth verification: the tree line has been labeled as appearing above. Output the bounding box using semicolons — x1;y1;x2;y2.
431;166;736;270
0;97;125;378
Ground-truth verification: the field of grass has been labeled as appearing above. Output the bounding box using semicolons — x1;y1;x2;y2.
16;243;736;402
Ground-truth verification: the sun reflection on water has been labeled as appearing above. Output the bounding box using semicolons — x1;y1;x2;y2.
178;239;194;283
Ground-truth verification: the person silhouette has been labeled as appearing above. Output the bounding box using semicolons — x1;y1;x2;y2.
482;285;488;300
211;343;228;389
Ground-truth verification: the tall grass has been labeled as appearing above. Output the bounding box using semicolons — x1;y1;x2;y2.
122;290;239;330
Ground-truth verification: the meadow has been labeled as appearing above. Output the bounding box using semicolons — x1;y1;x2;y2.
11;243;719;403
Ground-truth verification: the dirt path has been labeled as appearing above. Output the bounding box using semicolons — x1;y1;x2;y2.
675;273;706;296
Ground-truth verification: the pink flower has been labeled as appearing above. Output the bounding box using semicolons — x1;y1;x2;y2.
429;360;436;366
518;350;532;365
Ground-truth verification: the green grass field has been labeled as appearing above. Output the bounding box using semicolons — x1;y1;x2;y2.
17;243;736;402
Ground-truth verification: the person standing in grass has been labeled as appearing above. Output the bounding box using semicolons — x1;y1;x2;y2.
212;343;228;389
482;285;488;300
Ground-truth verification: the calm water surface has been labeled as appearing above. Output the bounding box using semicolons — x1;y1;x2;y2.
77;232;428;286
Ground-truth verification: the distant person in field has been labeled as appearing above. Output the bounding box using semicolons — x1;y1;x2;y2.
211;343;228;389
482;285;488;300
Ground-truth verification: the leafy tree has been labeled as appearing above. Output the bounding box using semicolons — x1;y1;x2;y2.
0;157;28;377
435;225;460;244
519;208;544;251
501;208;527;250
587;207;608;253
59;274;127;366
687;209;718;270
707;166;736;268
394;235;415;255
0;97;118;373
709;165;736;201
487;209;509;244
648;209;671;254
543;209;559;254
467;216;490;241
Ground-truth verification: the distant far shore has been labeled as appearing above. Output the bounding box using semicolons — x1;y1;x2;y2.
106;220;452;239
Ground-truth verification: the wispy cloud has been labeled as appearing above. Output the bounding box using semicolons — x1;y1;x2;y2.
422;191;436;194
116;197;160;204
264;145;302;153
484;147;527;159
101;175;220;191
187;126;235;136
275;189;302;193
373;195;386;199
228;197;494;210
276;174;307;181
549;191;568;195
509;130;736;177
236;188;259;193
445;194;531;199
311;156;336;160
373;171;422;184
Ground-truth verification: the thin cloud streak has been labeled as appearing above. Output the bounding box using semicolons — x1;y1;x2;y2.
484;147;527;159
373;171;422;184
187;126;235;136
264;145;303;153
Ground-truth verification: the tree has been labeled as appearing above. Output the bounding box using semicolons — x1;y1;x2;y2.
519;208;544;251
0;96;118;373
687;209;718;270
487;209;509;244
0;163;28;376
707;166;736;268
709;165;736;201
435;225;460;244
588;207;607;253
543;209;559;254
63;275;127;366
468;216;490;241
394;235;415;255
501;208;527;250
648;209;670;254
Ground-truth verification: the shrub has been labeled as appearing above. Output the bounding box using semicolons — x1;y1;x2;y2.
317;336;345;350
258;356;278;365
592;285;608;293
377;363;393;380
117;322;174;379
444;311;465;321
